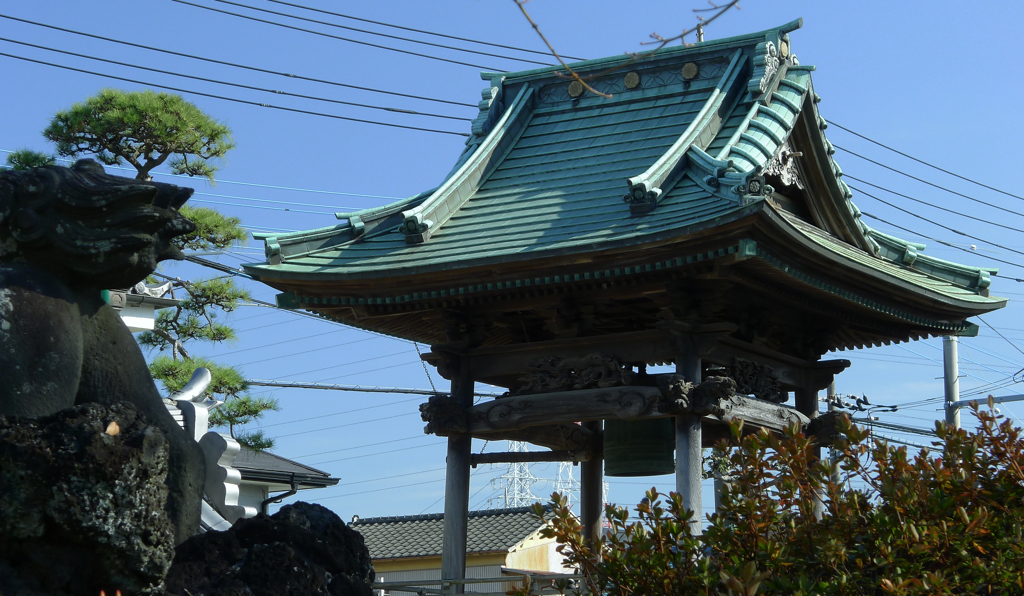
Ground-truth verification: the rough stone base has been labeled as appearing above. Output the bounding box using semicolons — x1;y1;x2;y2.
0;402;175;596
166;502;374;596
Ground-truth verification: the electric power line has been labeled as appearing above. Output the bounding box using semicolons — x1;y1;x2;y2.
335;467;448;488
213;0;554;67
849;184;1024;260
0;51;470;137
264;349;416;382
310;440;441;467
979;316;1024;360
0;13;476;108
255;396;422;429
829;121;1024;203
837;145;1023;219
267;0;585;61
189;197;333;215
871;434;935;452
228;337;376;368
0;37;471;123
295;435;423;459
204;327;342;357
846;174;1023;236
245;378;501;398
275;411;416;438
316;477;443;500
858;211;1024;280
0;148;403;200
171;0;504;71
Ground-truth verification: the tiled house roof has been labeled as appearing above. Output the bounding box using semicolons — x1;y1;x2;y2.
233;447;339;489
351;506;550;560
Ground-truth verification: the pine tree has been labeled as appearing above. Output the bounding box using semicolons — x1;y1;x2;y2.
46;89;278;450
44;88;234;182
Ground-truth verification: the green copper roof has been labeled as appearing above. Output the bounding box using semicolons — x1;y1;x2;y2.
244;19;1002;311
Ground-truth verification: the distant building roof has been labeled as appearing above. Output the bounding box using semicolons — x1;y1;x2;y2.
351;506;550;560
233;447;339;489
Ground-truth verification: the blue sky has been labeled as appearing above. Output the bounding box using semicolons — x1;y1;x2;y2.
3;0;1024;519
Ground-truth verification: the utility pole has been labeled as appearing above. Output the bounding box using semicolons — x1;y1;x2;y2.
827;381;840;486
943;336;960;430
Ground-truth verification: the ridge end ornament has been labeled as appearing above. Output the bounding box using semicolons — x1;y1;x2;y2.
748;41;780;96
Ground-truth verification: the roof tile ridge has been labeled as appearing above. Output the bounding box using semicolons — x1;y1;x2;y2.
399;85;537;244
778;209;997;295
353;511;446;525
867;229;998;288
624;47;747;215
795;70;879;256
486;18;804;85
334;188;434;223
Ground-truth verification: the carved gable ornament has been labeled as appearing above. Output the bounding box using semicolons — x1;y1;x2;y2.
762;142;805;189
514;353;635;395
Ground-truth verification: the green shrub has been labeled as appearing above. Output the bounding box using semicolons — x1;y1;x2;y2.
520;402;1024;595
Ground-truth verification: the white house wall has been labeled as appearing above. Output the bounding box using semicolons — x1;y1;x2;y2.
238;481;268;513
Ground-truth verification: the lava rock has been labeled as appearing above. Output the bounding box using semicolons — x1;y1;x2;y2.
166;502;374;596
0;401;176;596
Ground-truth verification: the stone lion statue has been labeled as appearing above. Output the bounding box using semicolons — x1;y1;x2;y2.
0;159;205;544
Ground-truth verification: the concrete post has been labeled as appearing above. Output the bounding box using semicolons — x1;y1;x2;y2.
944;336;960;430
440;358;474;594
827;381;840;487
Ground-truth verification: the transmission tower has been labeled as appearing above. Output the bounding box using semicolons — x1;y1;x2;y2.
553;461;581;508
491;440;541;508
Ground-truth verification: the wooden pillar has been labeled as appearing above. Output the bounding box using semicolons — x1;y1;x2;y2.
676;352;703;534
441;357;474;594
580;420;603;546
795;380;823;520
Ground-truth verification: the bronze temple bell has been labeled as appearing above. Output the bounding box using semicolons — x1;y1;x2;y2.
603;417;676;477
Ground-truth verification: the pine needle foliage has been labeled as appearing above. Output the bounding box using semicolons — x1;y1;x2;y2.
43;88;234;182
518;402;1024;595
151;355;279;452
176;206;248;252
138;277;251;359
2;148;56;171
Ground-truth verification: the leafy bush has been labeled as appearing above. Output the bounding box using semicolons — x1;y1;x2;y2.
518;402;1024;595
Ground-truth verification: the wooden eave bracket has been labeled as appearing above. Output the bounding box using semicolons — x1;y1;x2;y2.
624;48;747;215
400;85;536;244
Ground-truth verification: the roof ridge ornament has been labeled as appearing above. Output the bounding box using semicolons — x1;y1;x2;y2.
749;41;780;96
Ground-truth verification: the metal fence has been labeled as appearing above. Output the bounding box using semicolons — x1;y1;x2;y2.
372;572;584;596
